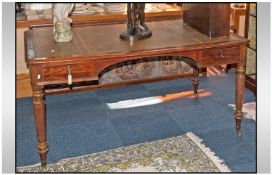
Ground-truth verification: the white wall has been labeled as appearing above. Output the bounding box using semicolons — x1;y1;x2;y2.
16;27;29;74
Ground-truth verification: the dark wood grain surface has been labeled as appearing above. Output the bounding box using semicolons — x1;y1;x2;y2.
183;3;230;38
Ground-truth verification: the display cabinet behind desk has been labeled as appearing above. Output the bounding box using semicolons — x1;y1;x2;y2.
244;3;256;96
16;3;182;28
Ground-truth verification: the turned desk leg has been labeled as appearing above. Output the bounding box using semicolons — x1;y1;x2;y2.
192;68;199;98
235;64;245;136
32;86;48;166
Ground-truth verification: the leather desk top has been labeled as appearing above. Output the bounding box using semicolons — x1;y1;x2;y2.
25;19;247;62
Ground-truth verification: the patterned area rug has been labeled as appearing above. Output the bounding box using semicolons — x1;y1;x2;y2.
16;132;231;173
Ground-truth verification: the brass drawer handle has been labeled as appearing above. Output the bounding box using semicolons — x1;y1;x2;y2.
219;51;225;58
67;65;72;85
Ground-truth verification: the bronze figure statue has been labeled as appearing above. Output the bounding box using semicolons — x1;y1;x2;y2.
120;3;152;41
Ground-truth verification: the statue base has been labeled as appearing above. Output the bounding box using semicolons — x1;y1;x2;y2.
54;35;73;43
120;30;152;41
53;22;73;43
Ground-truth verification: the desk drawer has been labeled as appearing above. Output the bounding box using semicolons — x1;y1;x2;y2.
200;46;240;66
43;62;97;83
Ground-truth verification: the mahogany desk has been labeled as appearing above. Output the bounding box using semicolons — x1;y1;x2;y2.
24;20;248;166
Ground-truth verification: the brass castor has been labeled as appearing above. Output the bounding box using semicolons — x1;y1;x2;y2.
235;118;242;137
236;129;242;137
194;93;199;99
41;160;47;167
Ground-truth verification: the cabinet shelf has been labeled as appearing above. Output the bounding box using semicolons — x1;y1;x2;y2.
16;3;182;28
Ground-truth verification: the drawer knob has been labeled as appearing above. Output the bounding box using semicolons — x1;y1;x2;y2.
67;65;72;85
219;51;225;58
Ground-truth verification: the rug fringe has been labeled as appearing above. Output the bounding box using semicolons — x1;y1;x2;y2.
17;162;41;169
186;132;231;172
18;132;232;172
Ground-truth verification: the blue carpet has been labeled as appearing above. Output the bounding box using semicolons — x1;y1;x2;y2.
16;72;256;172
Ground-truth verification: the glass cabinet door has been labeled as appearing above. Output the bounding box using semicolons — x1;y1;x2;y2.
246;3;256;77
245;3;256;95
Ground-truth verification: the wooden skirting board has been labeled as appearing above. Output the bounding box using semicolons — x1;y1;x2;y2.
245;76;256;96
16;73;32;98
